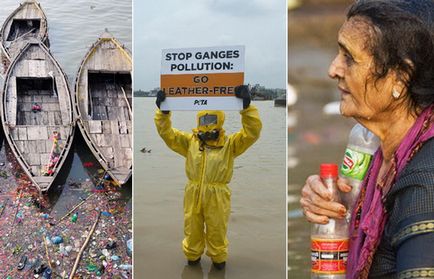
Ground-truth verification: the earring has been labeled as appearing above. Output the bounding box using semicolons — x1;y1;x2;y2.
392;88;400;99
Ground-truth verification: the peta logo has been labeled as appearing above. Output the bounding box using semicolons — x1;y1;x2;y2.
194;99;208;105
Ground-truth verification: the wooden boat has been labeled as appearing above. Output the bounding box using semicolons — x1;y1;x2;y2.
74;31;132;185
1;40;74;192
0;0;49;76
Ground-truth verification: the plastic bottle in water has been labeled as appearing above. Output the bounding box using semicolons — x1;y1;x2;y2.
311;164;347;279
340;124;380;216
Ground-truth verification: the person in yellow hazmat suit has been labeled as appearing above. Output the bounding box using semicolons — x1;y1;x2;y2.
154;85;262;270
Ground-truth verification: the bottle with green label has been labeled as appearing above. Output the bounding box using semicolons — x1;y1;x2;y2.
340;124;380;215
71;212;78;223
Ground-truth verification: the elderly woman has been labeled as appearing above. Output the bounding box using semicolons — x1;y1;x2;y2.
300;0;434;278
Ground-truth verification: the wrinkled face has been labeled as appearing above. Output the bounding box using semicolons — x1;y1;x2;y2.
328;17;398;121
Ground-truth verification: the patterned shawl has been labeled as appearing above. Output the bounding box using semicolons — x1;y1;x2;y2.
347;105;434;278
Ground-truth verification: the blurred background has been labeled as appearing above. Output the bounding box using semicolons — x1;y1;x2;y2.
287;0;355;278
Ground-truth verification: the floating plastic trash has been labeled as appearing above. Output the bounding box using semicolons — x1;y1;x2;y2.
51;235;63;244
101;211;112;217
127;239;132;257
71;213;78;223
111;255;121;261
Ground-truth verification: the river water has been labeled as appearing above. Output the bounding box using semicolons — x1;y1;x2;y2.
134;98;286;279
0;0;132;79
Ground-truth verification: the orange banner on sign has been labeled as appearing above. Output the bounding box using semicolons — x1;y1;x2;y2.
161;72;244;97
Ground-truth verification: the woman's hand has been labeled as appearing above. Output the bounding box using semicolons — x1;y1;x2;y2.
300;175;352;224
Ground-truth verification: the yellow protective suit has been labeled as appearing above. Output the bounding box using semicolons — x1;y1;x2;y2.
155;105;262;263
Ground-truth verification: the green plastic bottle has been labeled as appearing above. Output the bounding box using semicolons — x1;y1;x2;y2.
340;124;380;214
71;213;78;223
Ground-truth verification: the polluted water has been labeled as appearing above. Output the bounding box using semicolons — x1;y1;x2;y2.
0;0;132;277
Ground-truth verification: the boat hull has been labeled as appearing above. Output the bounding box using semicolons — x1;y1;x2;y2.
1;42;74;192
74;34;132;185
0;1;49;77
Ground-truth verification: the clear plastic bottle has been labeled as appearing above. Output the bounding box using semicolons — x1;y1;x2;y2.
311;164;348;279
340;124;380;217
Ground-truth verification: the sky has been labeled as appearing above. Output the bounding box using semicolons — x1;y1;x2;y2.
134;0;286;91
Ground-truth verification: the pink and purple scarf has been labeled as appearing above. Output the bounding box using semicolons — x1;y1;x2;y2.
347;105;434;278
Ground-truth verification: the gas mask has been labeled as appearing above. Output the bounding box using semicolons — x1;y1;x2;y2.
198;130;220;142
194;110;225;147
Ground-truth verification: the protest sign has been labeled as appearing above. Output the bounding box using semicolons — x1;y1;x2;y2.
160;45;244;110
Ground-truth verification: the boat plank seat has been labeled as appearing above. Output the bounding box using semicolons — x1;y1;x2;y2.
33;176;53;183
81;120;131;167
120;135;131;148
9;124;71;176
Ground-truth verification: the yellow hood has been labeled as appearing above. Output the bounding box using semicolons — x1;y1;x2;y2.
192;110;226;147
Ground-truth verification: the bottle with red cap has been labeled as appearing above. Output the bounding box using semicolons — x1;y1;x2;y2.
311;164;348;279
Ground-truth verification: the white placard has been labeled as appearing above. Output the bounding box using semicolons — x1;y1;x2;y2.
160;45;245;111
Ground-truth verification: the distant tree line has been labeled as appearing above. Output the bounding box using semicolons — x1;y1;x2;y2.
134;89;151;97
